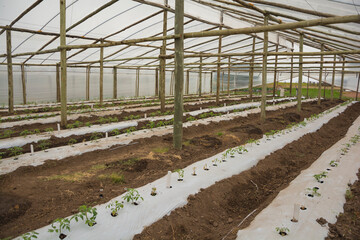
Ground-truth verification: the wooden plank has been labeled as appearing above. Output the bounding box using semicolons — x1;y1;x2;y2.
86;66;90;101
100;43;104;105
159;3;167;111
249;36;255;99
340;58;345;99
199;56;202;96
113;67;117;99
56;63;61;102
60;0;67;127
21;64;26;104
173;0;184;150
297;33;303;112
272;44;278;97
260;14;268;122
6;29;14;114
331;55;336;101
227;56;230;95
318;44;324;105
155;68;159;96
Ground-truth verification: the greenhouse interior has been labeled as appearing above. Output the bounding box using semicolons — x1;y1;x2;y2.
0;0;360;239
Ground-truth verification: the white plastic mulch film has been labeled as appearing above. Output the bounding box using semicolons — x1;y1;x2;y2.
0;0;359;104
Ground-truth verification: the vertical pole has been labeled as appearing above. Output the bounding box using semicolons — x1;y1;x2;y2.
135;67;140;97
317;44;324;105
216;11;223;105
297;33;303;112
159;0;168;112
210;71;213;93
113;67;117;99
60;0;67;127
173;0;184;150
6;29;14;114
227;56;231;96
331;55;336;101
56;63;61;102
272;44;278;97
222;71;224;92
249;36;255;99
155;67;159;96
99;41;104;105
170;71;174;95
186;70;189;95
356;73;360;101
340;57;345;100
199;56;202;96
323;71;327;99
289;42;294;96
21;64;26;104
86;65;90;101
307;70;310;98
260;14;269;122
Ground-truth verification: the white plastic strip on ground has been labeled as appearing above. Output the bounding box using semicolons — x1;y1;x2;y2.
0;98;290;148
0;121;137;149
236;113;360;240
0;99;314;175
12;101;353;240
0;96;249;128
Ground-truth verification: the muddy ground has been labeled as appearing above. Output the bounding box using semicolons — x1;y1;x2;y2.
134;102;360;240
326;170;360;240
0;99;345;238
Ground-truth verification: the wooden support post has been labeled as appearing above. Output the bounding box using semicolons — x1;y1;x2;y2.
210;71;213;93
216;11;223;105
56;63;61;102
86;65;90;101
170;71;174;95
297;33;303;112
289;42;294;96
331;55;336;101
356;73;360;101
317;44;324;105
260;14;269;122
155;68;159;96
159;0;168;111
21;64;26;104
135;67;140;97
199;56;202;96
222;71;224;92
323;71;327;99
113;67;117;99
307;70;310;98
272;44;278;97
227;56;230;96
6;29;14;114
249;36;255;99
340;57;345;100
60;0;67;126
99;42;104;105
173;0;184;150
186;70;190;95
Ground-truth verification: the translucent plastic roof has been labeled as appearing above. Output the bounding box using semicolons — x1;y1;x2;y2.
0;0;359;69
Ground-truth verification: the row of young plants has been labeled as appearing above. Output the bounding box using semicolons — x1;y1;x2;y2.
0;97;241;139
0;99;318;160
18;187;146;240
0;97;257;140
1;92;237;120
12;100;345;239
274;121;359;237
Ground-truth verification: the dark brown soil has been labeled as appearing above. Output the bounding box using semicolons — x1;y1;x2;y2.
133;102;360;240
326;170;360;240
0;97;258;139
0;100;344;238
